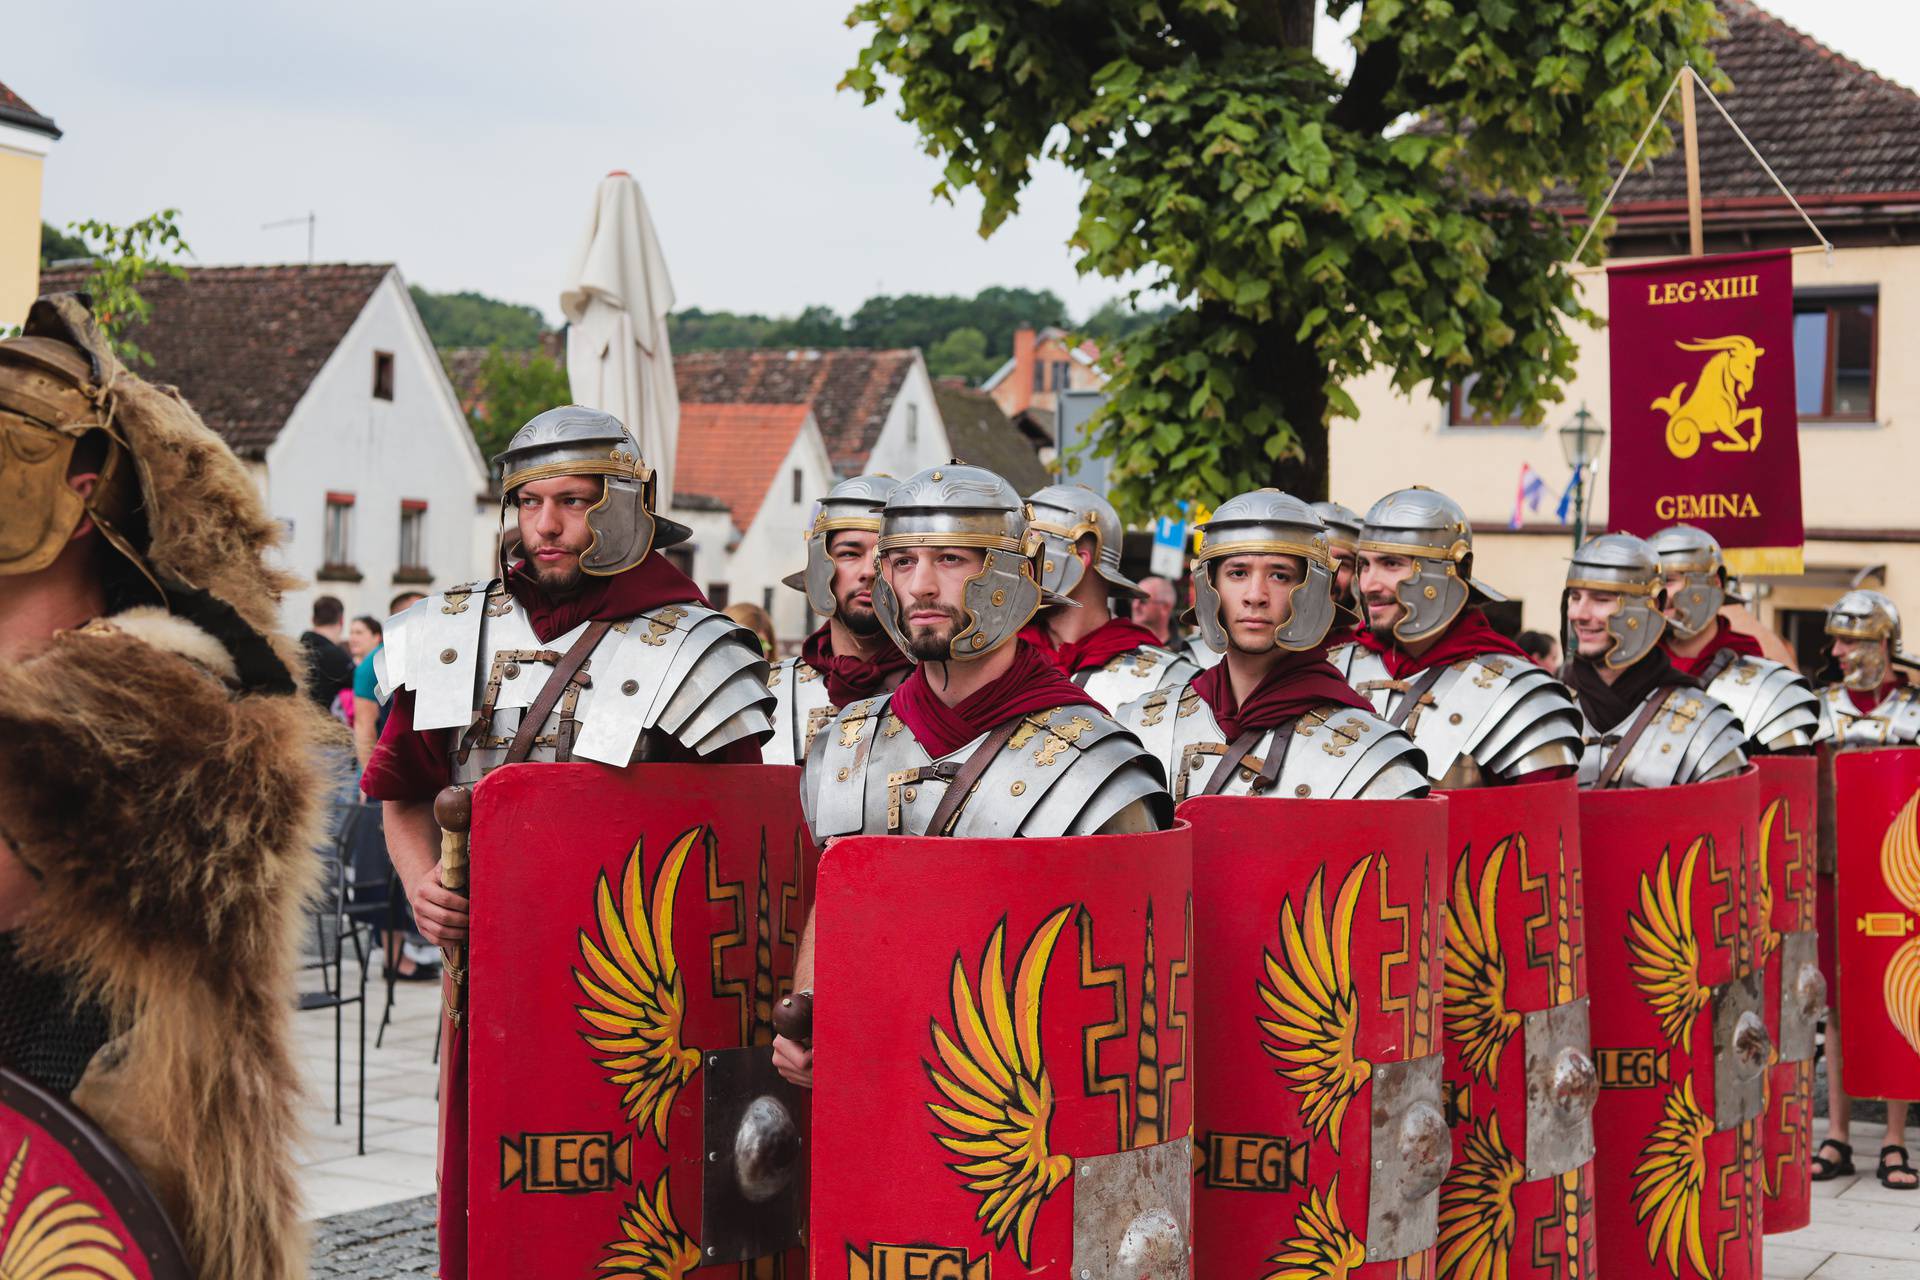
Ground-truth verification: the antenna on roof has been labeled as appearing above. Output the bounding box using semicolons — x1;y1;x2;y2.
262;212;316;264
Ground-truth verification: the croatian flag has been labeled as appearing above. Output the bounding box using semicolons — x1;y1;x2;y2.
1511;464;1547;529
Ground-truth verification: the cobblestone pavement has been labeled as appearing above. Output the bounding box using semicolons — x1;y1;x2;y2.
311;1196;437;1279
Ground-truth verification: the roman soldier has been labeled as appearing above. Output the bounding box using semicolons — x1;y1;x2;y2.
1341;486;1582;787
764;473;910;764
1310;498;1363;644
1817;588;1920;745
1563;533;1747;787
1649;522;1825;752
1118;489;1429;800
1020;481;1198;707
362;404;774;1278
0;295;327;1278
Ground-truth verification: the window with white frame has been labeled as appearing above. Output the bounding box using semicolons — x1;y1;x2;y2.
323;493;355;568
398;499;428;571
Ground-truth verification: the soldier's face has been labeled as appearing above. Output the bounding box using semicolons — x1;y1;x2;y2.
829;530;881;635
884;545;985;660
1832;636;1889;686
516;475;603;595
1356;551;1418;631
1565;587;1621;659
1214;553;1305;654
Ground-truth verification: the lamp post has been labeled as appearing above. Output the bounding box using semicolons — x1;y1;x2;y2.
1557;404;1606;551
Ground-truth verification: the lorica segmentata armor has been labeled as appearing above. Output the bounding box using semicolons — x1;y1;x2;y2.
762;655;837;767
1819;683;1920;746
1697;652;1826;753
1342;647;1583;787
1575;686;1748;789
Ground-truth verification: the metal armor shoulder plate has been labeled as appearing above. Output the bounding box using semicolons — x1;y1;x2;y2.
764;656;836;767
1327;641;1362;681
1349;652;1581;785
1705;656;1826;753
1578;687;1748;789
589;605;775;760
379;580;497;727
1075;644;1200;712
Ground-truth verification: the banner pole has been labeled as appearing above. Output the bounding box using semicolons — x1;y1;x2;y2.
1681;66;1705;256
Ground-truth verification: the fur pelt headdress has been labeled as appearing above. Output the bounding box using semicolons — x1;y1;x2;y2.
0;294;327;1278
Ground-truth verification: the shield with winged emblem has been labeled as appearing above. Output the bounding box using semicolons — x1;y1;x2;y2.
1179;794;1449;1280
464;763;815;1279
1834;747;1920;1101
1580;769;1764;1280
809;825;1193;1279
1752;756;1821;1234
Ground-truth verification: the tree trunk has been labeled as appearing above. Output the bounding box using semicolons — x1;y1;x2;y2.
1247;320;1332;502
1244;0;1317;49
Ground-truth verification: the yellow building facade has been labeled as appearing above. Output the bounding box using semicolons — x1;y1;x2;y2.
0;80;60;328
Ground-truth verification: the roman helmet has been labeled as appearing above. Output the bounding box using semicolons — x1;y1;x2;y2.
871;463;1058;662
783;473;897;616
494;405;688;576
1310;500;1363;556
1190;489;1337;654
1026;482;1143;598
1647;523;1736;640
1566;533;1668;669
1356;486;1505;644
1825;589;1918;691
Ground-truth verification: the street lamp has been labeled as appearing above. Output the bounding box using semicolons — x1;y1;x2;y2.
1557;403;1606;551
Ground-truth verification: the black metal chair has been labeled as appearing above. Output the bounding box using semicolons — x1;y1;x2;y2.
299;797;377;1156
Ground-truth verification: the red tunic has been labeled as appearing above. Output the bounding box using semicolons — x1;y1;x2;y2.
1190;643;1372;740
1351;607;1530;680
798;623;911;706
1019;615;1166;675
889;640;1101;758
1663;616;1765;677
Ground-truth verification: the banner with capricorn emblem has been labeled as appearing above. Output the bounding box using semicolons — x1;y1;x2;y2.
465;763;815;1279
1834;748;1920;1100
1433;780;1598;1280
1753;757;1821;1234
1179;794;1449;1280
1579;769;1764;1280
809;825;1193;1280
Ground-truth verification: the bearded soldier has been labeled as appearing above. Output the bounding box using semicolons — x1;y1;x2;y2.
764;474;909;764
1310;498;1363;644
1649;523;1824;752
1020;481;1198;707
1337;487;1581;787
1562;533;1747;787
1818;589;1920;745
363;404;773;1278
0;295;326;1278
1118;489;1428;801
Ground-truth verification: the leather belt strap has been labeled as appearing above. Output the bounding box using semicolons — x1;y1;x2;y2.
1597;688;1673;789
1198;718;1303;797
927;713;1030;836
1251;717;1301;793
1699;647;1742;685
1199;728;1266;798
506;620;612;765
1387;665;1449;730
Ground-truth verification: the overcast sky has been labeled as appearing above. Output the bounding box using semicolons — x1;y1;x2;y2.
9;1;1906;326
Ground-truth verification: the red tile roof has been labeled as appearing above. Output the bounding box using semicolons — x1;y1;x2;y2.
674;347;915;472
0;77;58;138
38;264;392;457
674;403;815;532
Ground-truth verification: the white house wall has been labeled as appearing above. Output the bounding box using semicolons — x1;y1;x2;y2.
728;420;840;649
861;354;950;481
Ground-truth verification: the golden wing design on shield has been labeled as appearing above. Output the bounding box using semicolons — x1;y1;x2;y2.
1264;1176;1365;1280
1443;837;1520;1085
1880;791;1920;1054
1627;838;1710;1052
927;906;1075;1265
1755;799;1785;965
0;1138;136;1280
1258;858;1373;1150
1435;1114;1523;1280
574;827;703;1144
597;1169;700;1278
1631;1076;1713;1280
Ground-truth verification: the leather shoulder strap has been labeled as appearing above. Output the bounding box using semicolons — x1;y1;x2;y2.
1388;665;1450;729
1597;688;1673;789
927;713;1030;836
1199;728;1266;798
1699;647;1742;685
506;620;613;765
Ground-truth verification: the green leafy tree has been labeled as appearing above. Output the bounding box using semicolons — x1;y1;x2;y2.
926;325;1002;383
58;211;192;366
843;0;1720;515
1083;296;1178;342
463;346;573;460
39;221;88;265
410;286;549;349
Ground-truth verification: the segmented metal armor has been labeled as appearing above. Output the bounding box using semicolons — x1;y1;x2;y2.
1076;644;1200;713
1820;589;1920;744
764;658;837;767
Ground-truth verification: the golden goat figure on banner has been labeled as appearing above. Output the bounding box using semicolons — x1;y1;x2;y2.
1653;335;1766;459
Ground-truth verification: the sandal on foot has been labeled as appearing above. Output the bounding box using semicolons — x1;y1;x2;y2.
1812;1138;1855;1181
1879;1145;1918;1190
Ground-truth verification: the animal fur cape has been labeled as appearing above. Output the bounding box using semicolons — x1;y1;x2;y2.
0;294;327;1279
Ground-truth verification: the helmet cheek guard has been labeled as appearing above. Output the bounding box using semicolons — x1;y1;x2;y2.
578;473;659;576
1603;595;1668;669
954;547;1044;659
1389;562;1471;645
1034;527;1087;597
1193;564;1229;654
872;565;911;658
1668;574;1725;640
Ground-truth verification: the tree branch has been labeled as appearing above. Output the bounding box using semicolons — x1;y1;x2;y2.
1331;34;1403;134
1242;0;1317;49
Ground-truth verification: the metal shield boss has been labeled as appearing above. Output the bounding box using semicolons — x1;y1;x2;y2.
1433;780;1598;1280
1754;756;1822;1235
1834;748;1920;1101
1181;794;1450;1279
0;1067;191;1279
810;826;1194;1279
465;764;816;1278
1580;770;1766;1280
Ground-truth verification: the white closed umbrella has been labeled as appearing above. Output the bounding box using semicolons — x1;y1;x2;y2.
560;170;680;512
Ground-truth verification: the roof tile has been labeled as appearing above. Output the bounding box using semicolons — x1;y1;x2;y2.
673;347;914;472
674;403;815;531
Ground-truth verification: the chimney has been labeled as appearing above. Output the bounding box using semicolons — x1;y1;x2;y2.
1010;324;1037;412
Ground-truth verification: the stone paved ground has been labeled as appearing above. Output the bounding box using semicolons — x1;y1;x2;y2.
311;1196;437;1279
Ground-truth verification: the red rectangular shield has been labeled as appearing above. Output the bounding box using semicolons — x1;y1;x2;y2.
1753;756;1820;1234
810;826;1193;1279
1181;794;1449;1280
1580;770;1764;1280
466;763;815;1279
1834;748;1920;1100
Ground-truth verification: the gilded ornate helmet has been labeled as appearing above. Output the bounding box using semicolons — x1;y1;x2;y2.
1566;533;1667;669
871;463;1056;662
1026;482;1142;598
1825;589;1915;690
494;406;689;576
1647;523;1730;641
1310;501;1362;556
1190;489;1337;654
1356;486;1504;643
784;473;897;616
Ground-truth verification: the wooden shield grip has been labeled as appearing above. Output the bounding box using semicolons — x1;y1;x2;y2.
434;785;473;1019
772;990;813;1047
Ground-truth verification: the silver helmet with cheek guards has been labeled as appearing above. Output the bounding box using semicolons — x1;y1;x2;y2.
1647;523;1729;640
1826;589;1917;690
784;473;896;616
871;464;1059;662
1026;482;1143;597
1311;501;1363;555
494;405;689;576
1191;489;1337;654
1357;486;1503;643
1566;533;1667;669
